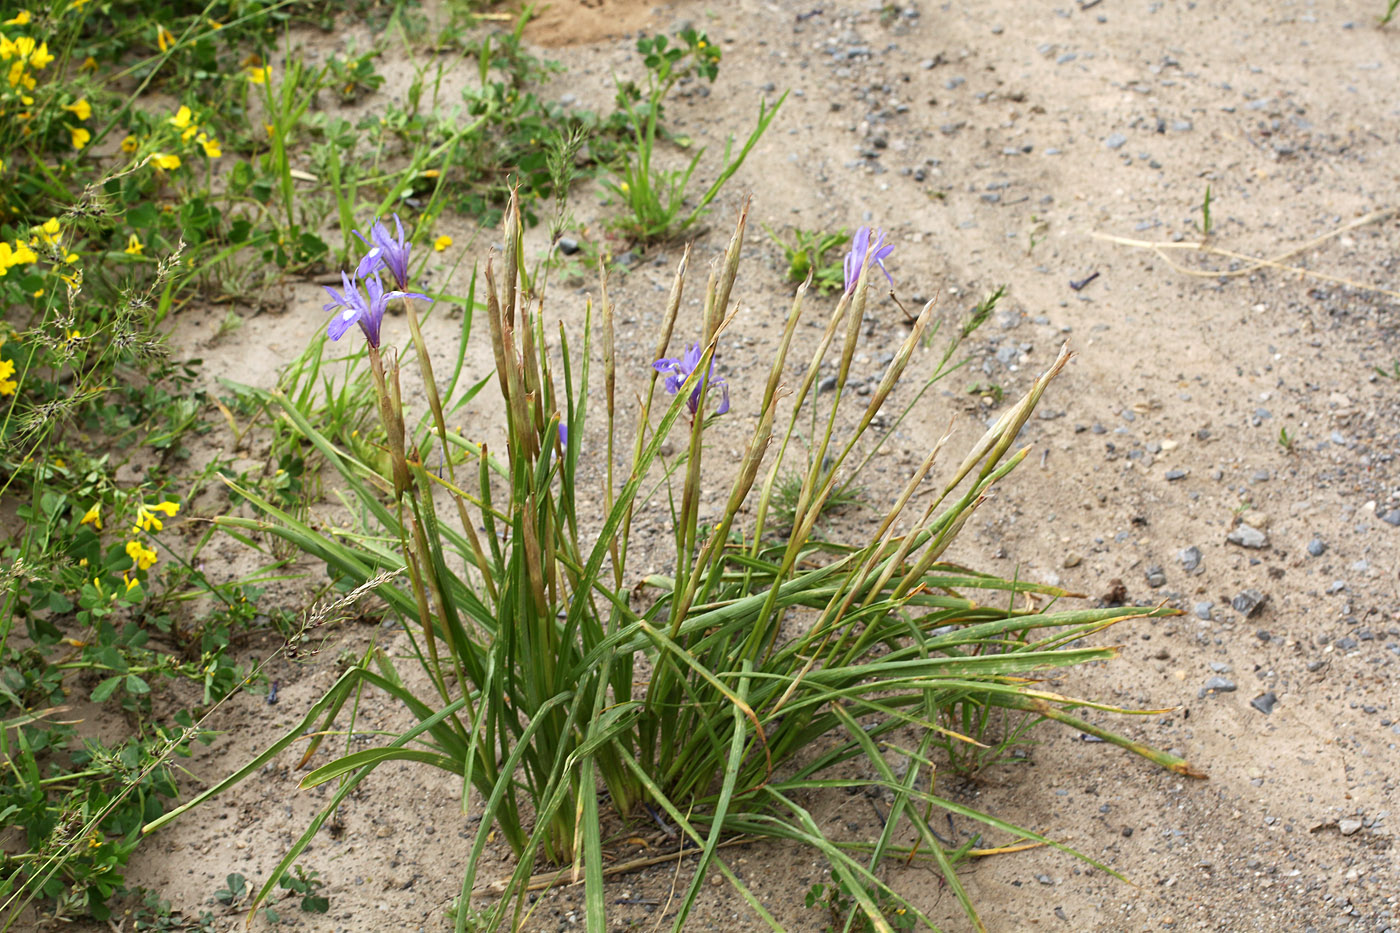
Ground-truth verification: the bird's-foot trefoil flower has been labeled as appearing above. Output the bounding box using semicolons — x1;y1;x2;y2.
843;225;894;295
653;342;730;417
323;271;431;348
354;215;413;290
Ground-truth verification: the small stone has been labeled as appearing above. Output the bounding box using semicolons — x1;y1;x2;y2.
1201;676;1237;695
1105;132;1127;149
1307;538;1327;557
1035;873;1054;885
557;236;581;255
1338;818;1363;836
1250;692;1278;715
1238;508;1269;529
1179;546;1201;571
1172;119;1193;132
1194;601;1213;621
1063;554;1082;568
1165;468;1188;481
1231;589;1266;617
1145;566;1167;588
1381;510;1400;527
818;375;838;394
1227;524;1269;549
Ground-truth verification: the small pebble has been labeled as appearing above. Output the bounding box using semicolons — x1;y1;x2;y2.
1194;601;1213;621
1145;565;1167;588
1165;468;1188;481
1250;692;1278;714
1227;524;1269;549
1105;132;1128;149
1338;818;1363;836
1231;589;1266;617
1201;676;1237;696
1179;546;1201;571
1307;538;1327;557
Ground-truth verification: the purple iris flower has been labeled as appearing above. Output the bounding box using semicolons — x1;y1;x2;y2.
557;423;568;447
354;215;413;290
843;225;895;295
323;271;431;348
653;342;730;417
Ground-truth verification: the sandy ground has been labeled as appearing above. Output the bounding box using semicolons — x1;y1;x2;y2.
75;0;1400;931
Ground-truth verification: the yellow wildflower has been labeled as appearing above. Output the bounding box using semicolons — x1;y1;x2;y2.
0;240;37;275
69;126;90;150
28;41;50;69
124;575;139;592
434;235;453;252
0;359;16;396
168;105;193;129
196;132;220;158
81;504;102;530
33;216;60;245
133;500;179;532
63;98;91;120
246;65;270;84
151;152;180;171
80;56;97;72
207;18;222;28
120;134;137;153
64;252;78;264
125;539;158;571
13;37;34;60
6;61;24;88
156;25;174;53
4;11;30;26
124;234;143;255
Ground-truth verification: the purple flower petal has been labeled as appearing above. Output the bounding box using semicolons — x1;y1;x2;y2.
844;225;895;295
653;341;730;418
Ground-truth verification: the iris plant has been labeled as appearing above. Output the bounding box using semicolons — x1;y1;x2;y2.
653;341;729;417
843;225;894;294
323;215;430;348
354;214;413;290
322;270;429;349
